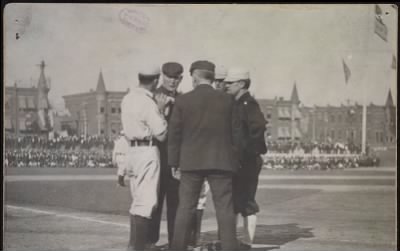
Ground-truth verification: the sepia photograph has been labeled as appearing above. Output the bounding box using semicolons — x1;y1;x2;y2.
3;3;397;251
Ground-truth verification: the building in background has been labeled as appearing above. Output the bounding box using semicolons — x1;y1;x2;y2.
4;61;54;137
258;84;396;147
62;71;128;139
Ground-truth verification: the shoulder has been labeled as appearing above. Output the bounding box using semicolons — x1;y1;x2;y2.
239;94;259;109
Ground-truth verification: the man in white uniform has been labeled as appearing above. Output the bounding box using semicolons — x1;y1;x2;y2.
113;131;130;183
120;65;168;251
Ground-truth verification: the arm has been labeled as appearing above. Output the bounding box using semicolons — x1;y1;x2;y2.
146;99;168;142
167;100;183;168
245;101;267;155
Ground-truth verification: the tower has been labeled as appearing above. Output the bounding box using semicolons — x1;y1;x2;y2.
96;70;107;137
290;82;301;141
384;89;396;143
37;60;51;131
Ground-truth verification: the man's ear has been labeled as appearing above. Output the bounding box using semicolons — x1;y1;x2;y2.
177;75;183;83
238;80;246;89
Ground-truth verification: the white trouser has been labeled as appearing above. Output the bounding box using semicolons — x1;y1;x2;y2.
125;146;160;218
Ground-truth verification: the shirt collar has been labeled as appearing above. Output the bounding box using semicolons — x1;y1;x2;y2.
236;90;249;101
135;86;154;99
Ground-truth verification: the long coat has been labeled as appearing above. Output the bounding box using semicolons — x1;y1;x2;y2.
168;84;240;172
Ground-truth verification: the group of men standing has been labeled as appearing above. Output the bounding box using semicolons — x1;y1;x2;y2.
115;60;267;251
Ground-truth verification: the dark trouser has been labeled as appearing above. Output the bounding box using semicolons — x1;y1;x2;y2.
171;170;237;251
149;163;179;244
233;155;263;217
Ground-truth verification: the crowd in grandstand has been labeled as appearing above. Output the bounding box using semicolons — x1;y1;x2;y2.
4;135;114;168
5;135;379;169
266;140;361;154
263;155;379;170
5;135;114;151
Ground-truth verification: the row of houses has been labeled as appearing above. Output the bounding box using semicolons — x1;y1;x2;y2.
4;63;397;147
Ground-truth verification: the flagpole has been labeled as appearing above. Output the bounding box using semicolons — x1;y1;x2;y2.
361;4;372;155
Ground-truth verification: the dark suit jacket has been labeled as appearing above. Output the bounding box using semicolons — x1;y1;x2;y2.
236;92;267;157
168;84;239;172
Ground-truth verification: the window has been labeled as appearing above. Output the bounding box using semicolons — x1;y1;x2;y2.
337;115;342;123
111;107;116;114
112;129;116;134
331;129;335;139
330;115;335;123
101;129;104;135
118;108;121;113
266;113;271;119
100;107;104;113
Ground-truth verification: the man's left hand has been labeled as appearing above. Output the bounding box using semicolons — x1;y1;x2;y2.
117;175;126;187
171;167;181;180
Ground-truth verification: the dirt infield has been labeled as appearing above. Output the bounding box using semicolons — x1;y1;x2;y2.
4;167;397;251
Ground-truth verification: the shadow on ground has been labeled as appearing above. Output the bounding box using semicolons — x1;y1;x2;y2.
201;223;314;250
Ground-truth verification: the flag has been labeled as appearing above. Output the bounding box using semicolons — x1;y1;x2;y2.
374;5;388;42
375;4;382;16
342;59;351;84
391;54;397;69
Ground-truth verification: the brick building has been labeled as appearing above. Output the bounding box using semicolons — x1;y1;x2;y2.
258;84;396;147
4;61;53;136
62;71;128;139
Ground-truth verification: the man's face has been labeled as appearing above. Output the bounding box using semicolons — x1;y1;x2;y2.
162;74;182;92
225;80;243;96
214;79;227;92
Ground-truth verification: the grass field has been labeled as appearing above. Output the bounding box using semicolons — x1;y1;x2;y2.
4;166;397;251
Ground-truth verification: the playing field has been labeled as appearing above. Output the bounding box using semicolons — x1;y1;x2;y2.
4;167;397;251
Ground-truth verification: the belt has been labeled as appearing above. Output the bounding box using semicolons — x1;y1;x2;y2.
130;139;153;147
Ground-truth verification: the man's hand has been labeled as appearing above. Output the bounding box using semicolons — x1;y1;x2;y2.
171;167;181;181
117;175;126;187
154;93;169;112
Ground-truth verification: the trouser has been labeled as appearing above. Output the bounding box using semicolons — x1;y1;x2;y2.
148;164;179;244
233;155;263;217
125;146;160;250
171;170;237;251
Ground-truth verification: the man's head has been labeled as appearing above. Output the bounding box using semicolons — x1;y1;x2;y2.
189;60;215;88
214;66;227;91
138;64;161;92
224;67;251;97
161;62;184;92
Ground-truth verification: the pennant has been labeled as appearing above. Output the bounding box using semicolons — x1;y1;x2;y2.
374;5;388;42
391;54;397;70
342;59;351;84
375;4;382;16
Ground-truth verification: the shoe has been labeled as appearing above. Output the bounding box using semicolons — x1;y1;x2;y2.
238;241;252;250
146;243;161;251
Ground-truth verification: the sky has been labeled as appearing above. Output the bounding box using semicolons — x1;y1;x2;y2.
4;4;398;111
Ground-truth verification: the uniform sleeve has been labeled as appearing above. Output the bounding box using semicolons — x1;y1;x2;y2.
167;99;183;167
245;100;267;154
145;99;168;137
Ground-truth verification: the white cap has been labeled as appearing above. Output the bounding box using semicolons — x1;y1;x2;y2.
224;67;250;82
138;64;161;76
215;66;227;80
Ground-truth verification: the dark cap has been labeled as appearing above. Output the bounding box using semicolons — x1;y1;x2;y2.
189;60;215;75
162;62;184;78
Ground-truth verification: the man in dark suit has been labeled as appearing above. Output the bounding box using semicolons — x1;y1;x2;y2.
148;62;183;248
225;67;267;250
168;60;239;251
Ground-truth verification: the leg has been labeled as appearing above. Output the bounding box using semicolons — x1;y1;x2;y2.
128;147;161;250
166;174;180;245
207;171;237;251
171;171;204;251
148;167;167;244
242;156;263;246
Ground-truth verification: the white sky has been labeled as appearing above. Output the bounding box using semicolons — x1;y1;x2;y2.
4;4;398;110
